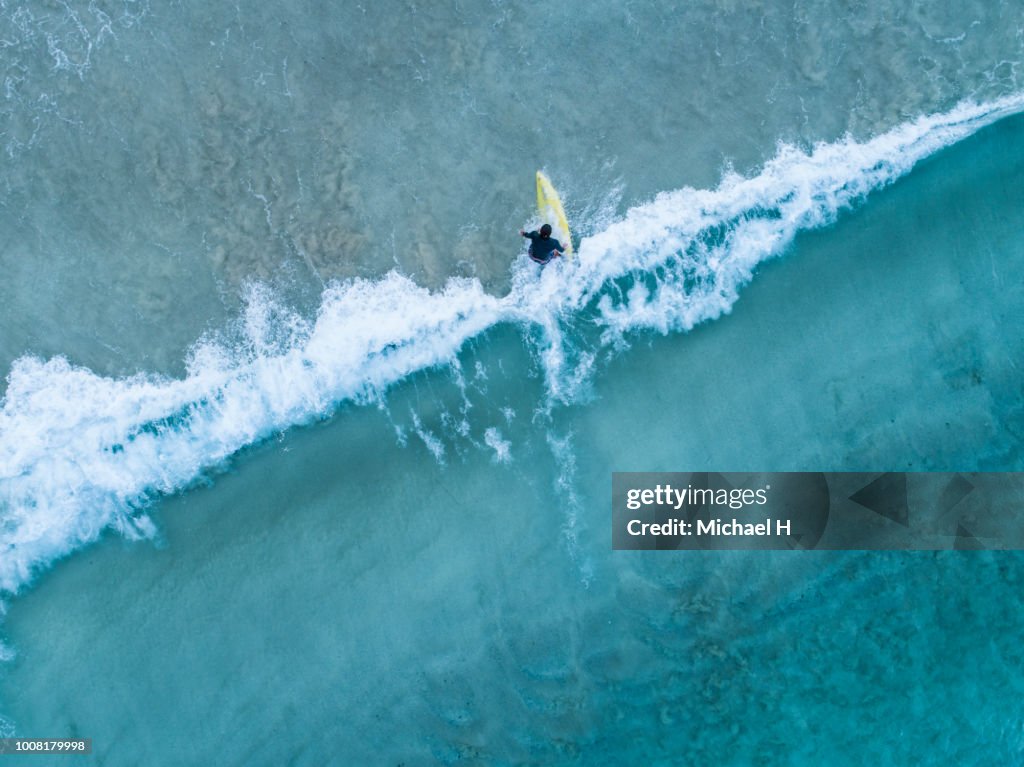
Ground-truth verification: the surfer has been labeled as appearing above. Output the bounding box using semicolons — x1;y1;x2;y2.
519;224;565;265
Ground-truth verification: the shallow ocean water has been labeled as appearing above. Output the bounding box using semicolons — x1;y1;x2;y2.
1;1;1024;764
2;0;1021;375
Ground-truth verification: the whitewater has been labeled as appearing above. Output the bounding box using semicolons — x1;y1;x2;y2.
1;93;1023;601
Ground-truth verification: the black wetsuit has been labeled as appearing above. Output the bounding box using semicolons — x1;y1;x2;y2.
524;231;564;264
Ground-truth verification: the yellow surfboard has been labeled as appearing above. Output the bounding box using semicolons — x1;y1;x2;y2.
536;170;573;257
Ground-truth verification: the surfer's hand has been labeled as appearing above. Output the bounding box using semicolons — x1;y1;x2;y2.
518;229;525;236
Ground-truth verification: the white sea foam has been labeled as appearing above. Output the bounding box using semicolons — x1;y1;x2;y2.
483;427;512;464
1;96;1022;596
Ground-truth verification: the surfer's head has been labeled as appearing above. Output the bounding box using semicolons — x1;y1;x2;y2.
540;224;552;238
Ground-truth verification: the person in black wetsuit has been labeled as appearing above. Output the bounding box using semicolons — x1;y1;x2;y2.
519;224;565;265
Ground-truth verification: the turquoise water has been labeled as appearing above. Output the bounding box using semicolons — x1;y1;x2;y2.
1;1;1024;764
